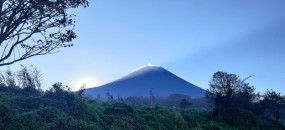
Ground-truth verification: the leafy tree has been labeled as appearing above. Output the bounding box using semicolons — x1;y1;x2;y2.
206;71;256;109
260;90;285;123
0;0;89;66
206;71;257;125
50;82;71;93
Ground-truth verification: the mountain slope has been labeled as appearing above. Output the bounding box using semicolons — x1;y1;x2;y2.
84;65;206;99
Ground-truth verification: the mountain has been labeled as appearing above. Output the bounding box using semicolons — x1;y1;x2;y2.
84;64;206;99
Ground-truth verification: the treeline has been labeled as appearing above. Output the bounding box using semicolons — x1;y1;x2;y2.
0;65;43;90
93;93;210;109
0;67;284;129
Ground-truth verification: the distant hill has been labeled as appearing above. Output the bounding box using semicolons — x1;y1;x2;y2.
84;65;206;99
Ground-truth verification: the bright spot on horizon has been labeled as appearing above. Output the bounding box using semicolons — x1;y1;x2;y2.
72;77;99;90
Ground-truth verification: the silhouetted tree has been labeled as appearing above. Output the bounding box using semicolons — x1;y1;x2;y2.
0;0;89;66
0;66;43;93
260;90;285;123
50;82;71;93
77;83;86;101
206;71;257;125
206;71;256;109
17;66;33;88
77;84;86;96
2;68;16;86
16;65;42;90
0;71;4;85
30;66;42;89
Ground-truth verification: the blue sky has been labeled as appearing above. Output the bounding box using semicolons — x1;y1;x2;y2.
4;0;285;92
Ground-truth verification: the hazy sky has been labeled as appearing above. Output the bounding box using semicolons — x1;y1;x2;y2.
4;0;285;92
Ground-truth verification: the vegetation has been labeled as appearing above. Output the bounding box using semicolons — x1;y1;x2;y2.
0;84;283;130
113;94;210;109
206;71;285;129
0;69;285;130
0;0;89;66
259;90;285;123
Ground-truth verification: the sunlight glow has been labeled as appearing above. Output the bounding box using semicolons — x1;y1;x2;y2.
133;63;161;72
72;77;99;90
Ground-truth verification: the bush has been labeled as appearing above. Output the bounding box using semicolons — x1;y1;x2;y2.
0;104;14;129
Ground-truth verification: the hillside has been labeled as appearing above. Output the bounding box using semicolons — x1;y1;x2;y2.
85;65;205;99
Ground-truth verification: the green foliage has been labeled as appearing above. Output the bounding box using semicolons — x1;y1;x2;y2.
259;89;285;123
0;75;284;129
206;71;257;110
0;103;13;129
206;71;259;125
103;102;134;115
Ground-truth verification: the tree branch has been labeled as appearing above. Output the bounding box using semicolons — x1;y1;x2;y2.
0;0;89;66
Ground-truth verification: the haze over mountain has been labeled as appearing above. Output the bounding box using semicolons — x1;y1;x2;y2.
84;64;205;99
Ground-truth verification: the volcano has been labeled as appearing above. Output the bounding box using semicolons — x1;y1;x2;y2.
84;64;206;99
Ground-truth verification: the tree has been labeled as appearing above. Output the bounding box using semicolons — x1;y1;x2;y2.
206;71;257;125
77;83;86;97
260;90;285;123
206;71;256;109
16;65;42;89
50;82;71;93
0;0;89;66
77;83;86;101
1;68;16;86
